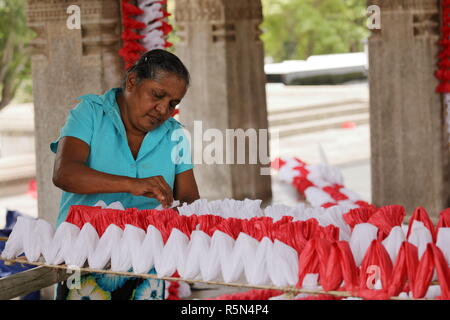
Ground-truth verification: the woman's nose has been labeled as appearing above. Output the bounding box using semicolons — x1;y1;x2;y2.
155;101;169;115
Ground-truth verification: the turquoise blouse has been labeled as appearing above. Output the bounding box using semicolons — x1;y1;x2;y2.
50;88;193;227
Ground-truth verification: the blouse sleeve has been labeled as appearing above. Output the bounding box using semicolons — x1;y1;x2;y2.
50;100;95;153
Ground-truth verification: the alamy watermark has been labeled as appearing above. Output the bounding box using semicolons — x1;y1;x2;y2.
367;5;381;30
66;5;81;30
171;121;279;176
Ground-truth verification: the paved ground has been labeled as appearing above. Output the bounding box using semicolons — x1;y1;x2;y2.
0;82;371;299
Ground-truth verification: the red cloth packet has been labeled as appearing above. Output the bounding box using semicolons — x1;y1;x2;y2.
407;207;436;242
367;205;405;240
343;206;377;230
359;240;393;292
387;242;419;297
437;208;450;230
412;243;450;299
296;238;332;288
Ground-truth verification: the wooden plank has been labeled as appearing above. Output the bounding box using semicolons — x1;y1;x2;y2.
0;265;69;300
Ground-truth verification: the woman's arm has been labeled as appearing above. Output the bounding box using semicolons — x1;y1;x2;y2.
52;136;173;207
173;169;200;204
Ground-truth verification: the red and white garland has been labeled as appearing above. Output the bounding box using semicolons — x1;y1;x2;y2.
272;157;374;210
119;0;173;70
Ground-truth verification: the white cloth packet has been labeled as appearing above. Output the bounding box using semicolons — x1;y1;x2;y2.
244;237;272;285
24;219;54;262
179;230;211;280
349;223;378;267
88;224;123;270
1;216;35;260
200;231;233;281
111;224;145;272
132;225;164;274
436;228;450;266
65;223;99;267
407;221;433;259
319;205;352;241
45;222;80;265
268;240;298;287
155;228;189;277
382;226;405;264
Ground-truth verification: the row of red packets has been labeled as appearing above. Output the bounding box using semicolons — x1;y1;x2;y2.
65;203;450;299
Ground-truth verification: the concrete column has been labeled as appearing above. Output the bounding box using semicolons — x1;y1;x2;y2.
368;0;449;217
174;0;272;202
26;0;122;225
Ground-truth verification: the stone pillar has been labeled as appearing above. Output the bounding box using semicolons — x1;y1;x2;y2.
368;0;449;217
174;0;272;202
27;0;122;225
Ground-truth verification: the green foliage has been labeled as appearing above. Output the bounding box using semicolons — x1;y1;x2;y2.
261;0;369;62
0;0;35;109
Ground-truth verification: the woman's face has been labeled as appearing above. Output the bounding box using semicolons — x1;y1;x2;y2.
124;71;187;133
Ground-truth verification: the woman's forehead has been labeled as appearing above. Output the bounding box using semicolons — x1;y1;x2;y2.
140;74;186;98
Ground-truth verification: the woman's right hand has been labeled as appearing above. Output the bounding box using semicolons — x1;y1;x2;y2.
128;175;174;208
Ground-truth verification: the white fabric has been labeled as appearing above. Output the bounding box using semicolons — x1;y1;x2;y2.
155;228;189;277
268;240;298;287
408;221;433;259
1;216;35;260
132;225;164;274
382;226;405;264
179;230;210;280
437;228;450;266
111;224;145;272
46;222;80;265
65;222;98;267
304;187;334;207
349;223;378;267
88;224;123;269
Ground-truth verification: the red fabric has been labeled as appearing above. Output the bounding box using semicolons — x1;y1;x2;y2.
437;208;450;230
210;289;283;300
321;202;337;208
343;206;377;229
387;242;419;297
323;185;349;201
292;176;313;194
407;207;436;242
211;218;243;240
412;243;450;299
296;238;332;288
322;241;359;291
196;215;225;237
436;1;450;92
359;240;393;293
122;1;144;16
367;205;405;240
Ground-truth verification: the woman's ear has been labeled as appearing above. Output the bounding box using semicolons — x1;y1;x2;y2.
126;72;137;92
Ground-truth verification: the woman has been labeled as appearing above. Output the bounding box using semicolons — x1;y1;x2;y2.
51;49;199;300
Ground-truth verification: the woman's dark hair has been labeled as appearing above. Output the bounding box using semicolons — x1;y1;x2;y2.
122;49;190;89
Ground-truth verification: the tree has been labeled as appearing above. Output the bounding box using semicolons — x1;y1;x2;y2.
261;0;369;62
0;0;34;111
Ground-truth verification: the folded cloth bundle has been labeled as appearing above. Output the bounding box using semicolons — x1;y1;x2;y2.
4;202;450;300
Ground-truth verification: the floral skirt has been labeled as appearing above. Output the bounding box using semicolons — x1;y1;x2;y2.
55;268;165;300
